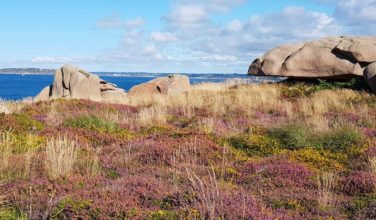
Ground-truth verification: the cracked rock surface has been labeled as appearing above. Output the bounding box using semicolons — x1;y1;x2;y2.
34;65;128;103
248;36;376;92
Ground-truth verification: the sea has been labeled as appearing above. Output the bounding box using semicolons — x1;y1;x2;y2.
0;73;283;100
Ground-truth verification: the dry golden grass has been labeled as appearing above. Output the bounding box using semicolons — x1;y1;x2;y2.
0;181;6;213
45;136;78;179
297;89;358;117
0;133;37;181
125;83;371;132
137;106;167;127
127;83;287;119
45;102;64;127
0;98;33;114
369;157;376;189
75;147;100;177
198;117;215;134
0;133;12;178
317;172;336;209
186;167;222;219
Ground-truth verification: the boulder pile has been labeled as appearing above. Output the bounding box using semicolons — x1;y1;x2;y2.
248;36;376;92
35;66;192;103
35;65;128;103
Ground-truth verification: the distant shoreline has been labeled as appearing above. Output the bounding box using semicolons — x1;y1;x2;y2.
0;68;55;74
0;71;248;76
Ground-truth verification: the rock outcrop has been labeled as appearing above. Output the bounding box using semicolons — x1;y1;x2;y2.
35;65;127;103
248;36;376;81
364;62;376;93
128;74;191;96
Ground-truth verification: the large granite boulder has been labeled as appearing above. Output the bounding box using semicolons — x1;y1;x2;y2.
35;65;127;103
128;74;191;96
248;36;376;80
364;62;376;93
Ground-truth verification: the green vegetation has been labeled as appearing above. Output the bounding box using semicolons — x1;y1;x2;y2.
346;194;376;219
280;79;368;98
0;207;27;220
51;197;93;219
268;124;364;153
65;116;121;133
227;134;282;157
64;115;132;138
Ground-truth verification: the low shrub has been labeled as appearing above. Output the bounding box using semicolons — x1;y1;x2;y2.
345;194;376;219
0;113;44;133
313;79;368;92
51;197;93;219
64;116;132;139
227;134;282;157
268;124;313;150
289;149;343;172
239;158;315;188
269;199;306;212
268;124;364;154
64;116;119;133
320;126;364;153
141;125;172;136
340;171;375;195
146;210;184;220
0;206;27;220
280;84;310;98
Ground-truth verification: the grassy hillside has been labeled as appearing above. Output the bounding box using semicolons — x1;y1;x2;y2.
0;82;375;219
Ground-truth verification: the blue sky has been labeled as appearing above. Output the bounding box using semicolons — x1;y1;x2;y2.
0;0;375;73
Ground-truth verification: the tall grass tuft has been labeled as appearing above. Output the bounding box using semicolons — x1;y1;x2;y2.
137;106;167;127
317;172;336;209
0;133;12;180
45;137;78;179
0;181;5;211
369;157;376;190
186;167;223;219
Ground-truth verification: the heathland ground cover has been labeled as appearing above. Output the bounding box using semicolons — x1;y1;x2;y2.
0;81;375;219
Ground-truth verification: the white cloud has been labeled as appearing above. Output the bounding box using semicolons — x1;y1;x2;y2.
96;15;145;30
313;0;376;34
164;5;209;28
124;17;145;28
18;0;376;73
150;32;178;42
227;20;243;32
88;2;344;72
96;15;122;29
171;0;245;13
246;6;340;40
31;56;101;64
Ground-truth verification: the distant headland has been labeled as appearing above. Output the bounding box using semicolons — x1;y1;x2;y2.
0;68;55;74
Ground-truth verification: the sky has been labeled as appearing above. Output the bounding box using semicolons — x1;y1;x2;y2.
0;0;375;73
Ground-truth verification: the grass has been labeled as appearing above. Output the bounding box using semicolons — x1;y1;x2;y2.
186;167;221;219
370;157;376;189
317;172;336;209
0;82;375;219
64;116;121;133
45;136;78;179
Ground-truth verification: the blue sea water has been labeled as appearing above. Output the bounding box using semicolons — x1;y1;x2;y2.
0;73;280;100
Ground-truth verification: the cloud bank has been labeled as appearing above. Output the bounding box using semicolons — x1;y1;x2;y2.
15;0;376;72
